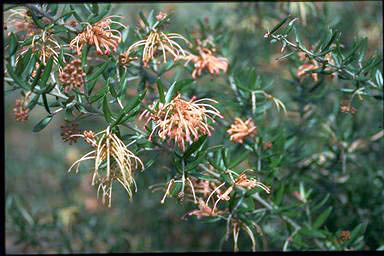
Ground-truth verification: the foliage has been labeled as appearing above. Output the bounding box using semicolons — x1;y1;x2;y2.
4;2;383;253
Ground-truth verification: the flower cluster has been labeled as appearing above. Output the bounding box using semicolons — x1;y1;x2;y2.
184;47;229;79
68;126;144;207
140;94;223;151
5;8;46;40
17;30;62;65
13;98;30;122
296;53;337;81
70;17;125;56
59;59;86;93
124;29;190;67
227;117;257;143
60;123;81;145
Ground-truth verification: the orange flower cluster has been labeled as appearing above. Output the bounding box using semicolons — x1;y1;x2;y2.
184;47;229;79
70;17;123;56
140;94;223;151
296;53;337;81
59;59;86;93
340;101;356;114
227;118;257;143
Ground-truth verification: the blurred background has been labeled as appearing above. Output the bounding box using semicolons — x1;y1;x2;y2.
4;2;383;252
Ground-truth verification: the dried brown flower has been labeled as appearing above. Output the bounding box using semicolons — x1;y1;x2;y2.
140;94;223;151
60;123;81;145
59;59;86;93
227;118;257;143
70;17;124;56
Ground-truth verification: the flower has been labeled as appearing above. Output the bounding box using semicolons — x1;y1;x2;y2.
17;30;62;65
70;16;125;56
140;94;223;151
184;47;229;79
296;53;337;81
13;99;30;121
296;62;319;81
13;92;32;122
156;11;167;21
68;126;144;207
59;59;86;93
340;101;356;114
227;118;257;143
125;30;190;67
234;173;271;193
60;123;81;145
187;199;223;219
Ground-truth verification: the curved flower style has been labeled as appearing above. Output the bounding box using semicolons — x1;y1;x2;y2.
70;16;125;56
140;94;223;151
184;47;229;79
227;117;257;143
59;59;86;93
125;30;190;67
68;126;144;207
17;30;62;65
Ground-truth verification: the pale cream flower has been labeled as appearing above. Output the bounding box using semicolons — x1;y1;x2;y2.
125;30;190;67
68;126;144;207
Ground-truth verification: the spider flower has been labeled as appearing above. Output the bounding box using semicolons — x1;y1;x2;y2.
70;16;125;56
125;30;190;67
140;94;223;151
17;30;62;65
227;117;257;143
184;47;229;79
59;59;86;93
68;126;144;207
296;53;337;81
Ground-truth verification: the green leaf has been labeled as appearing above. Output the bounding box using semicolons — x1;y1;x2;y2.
102;96;114;123
107;78;117;98
111;89;147;127
33;115;53;132
87;62;109;82
183;135;208;159
157;78;165;103
70;4;84;22
274;183;285;206
40;57;54;88
228;151;250;169
88;3;111;24
41;94;51;114
313;206;332;229
6;63;29;90
15;48;32;75
269;16;290;35
27;94;40;110
22;53;38;80
321;30;340;52
89;85;108;103
165;79;194;103
29;10;46;29
139;11;149;27
8;33;19;56
375;69;383;87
